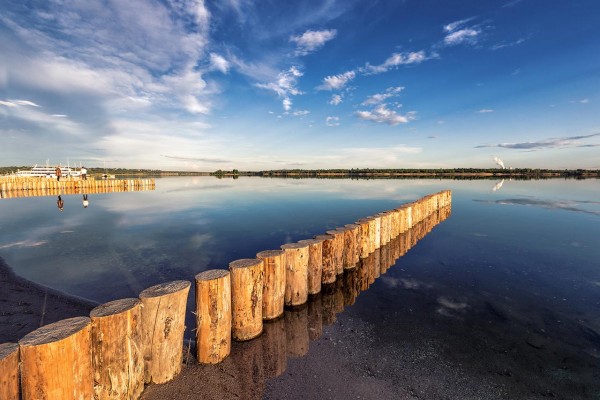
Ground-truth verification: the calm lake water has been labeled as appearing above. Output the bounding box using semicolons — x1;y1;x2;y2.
1;177;599;398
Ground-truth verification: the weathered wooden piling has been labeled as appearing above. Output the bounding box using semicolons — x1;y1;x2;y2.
356;219;371;259
139;280;191;384
339;224;358;269
90;298;144;400
280;243;310;306
325;230;344;275
19;316;93;400
297;238;324;295
229;259;264;341
314;234;336;285
0;343;19;400
344;224;361;267
195;269;231;364
256;250;286;320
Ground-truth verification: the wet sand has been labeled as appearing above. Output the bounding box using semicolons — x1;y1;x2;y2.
0;257;97;343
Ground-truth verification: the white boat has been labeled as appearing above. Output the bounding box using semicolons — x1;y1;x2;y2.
15;162;82;178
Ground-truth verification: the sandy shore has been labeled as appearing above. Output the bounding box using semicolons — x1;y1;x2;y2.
0;256;97;344
3;253;598;400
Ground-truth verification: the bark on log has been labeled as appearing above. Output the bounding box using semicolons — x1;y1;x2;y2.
256;250;286;320
314;234;336;285
19;316;93;400
229;259;264;341
90;298;144;400
280;243;309;306
194;269;231;364
298;238;324;295
325;230;344;275
139;280;191;384
0;343;19;400
355;219;370;259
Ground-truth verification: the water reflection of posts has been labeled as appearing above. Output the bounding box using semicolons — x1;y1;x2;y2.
0;343;19;400
256;250;286;320
90;298;144;399
19;317;93;399
229;259;264;341
280;243;309;306
285;305;309;357
262;318;287;378
195;270;231;364
139;280;191;384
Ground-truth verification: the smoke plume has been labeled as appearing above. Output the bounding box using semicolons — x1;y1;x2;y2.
493;156;506;169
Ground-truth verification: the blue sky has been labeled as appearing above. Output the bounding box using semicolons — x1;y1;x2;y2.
1;0;599;170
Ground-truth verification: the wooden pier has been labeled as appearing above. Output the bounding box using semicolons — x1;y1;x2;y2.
0;177;155;199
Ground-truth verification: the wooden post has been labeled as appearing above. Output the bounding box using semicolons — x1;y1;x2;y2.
285;306;309;358
256;250;286;320
298;238;324;295
339;225;358;270
262;318;287;378
280;243;309;306
229;258;264;341
356;219;370;259
344;224;361;267
139;280;191;384
90;298;144;400
314;234;336;285
19;316;93;400
325;230;344;275
0;343;19;400
195;269;231;364
372;215;382;250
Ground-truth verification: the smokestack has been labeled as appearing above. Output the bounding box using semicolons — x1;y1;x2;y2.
493;156;506;169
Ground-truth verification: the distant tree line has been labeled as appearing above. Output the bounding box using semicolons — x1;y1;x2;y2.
2;166;598;178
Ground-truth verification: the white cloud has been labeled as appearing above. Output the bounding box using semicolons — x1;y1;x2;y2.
293;110;310;117
362;86;404;105
477;108;494;113
443;18;481;46
290;29;337;56
317;70;355;91
444;28;480;46
362;51;428;74
443;17;476;33
10;100;41;107
326;116;340;126
329;94;342;105
355;104;416;126
209;53;230;73
255;66;303;111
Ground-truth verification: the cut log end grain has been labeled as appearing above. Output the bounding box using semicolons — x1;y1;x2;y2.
19;316;91;347
257;249;286;259
90;297;140;318
139;280;191;298
229;258;263;269
195;269;230;281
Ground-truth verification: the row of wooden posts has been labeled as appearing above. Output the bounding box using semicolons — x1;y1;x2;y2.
0;178;155;199
0;190;451;400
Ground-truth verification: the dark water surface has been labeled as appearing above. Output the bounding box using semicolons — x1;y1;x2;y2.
1;177;599;398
